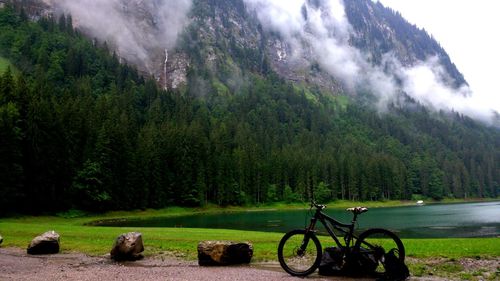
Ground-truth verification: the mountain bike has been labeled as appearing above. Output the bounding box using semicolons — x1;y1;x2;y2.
277;202;405;277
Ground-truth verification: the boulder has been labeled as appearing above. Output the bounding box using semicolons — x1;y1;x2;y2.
198;241;253;266
110;232;144;261
27;231;60;255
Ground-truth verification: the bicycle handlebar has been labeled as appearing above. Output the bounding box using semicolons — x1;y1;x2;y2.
311;201;326;210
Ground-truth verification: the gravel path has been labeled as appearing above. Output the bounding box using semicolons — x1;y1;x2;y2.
0;247;444;281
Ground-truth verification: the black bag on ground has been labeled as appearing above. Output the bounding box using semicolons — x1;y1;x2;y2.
318;247;344;276
343;246;379;276
320;246;378;277
378;248;410;281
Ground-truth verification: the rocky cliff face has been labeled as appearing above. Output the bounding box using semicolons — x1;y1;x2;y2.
0;0;50;19
177;0;346;93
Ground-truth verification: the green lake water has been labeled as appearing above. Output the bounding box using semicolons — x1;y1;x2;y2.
97;201;500;238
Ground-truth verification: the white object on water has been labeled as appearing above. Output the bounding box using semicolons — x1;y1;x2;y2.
416;200;424;205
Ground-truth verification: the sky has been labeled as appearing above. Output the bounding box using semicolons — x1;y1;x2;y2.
377;0;500;114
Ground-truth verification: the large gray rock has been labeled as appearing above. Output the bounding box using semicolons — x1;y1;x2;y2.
27;231;60;255
198;241;253;266
110;232;144;261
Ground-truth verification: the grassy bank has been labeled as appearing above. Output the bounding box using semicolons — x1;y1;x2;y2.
2;218;498;261
207;198;499;211
48;200;413;223
1;207;499;281
1;206;499;261
92;197;498;218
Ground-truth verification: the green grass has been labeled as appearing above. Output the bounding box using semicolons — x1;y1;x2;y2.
2;218;498;261
403;238;500;259
1;208;499;280
0;218;283;260
1;207;499;261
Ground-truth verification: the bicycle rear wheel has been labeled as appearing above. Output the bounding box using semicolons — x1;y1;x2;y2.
354;228;405;274
277;229;322;276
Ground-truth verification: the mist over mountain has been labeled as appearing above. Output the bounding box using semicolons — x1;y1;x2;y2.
35;0;498;124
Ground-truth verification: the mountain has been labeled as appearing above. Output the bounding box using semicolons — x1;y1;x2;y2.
8;0;469;94
0;1;498;213
176;0;468;92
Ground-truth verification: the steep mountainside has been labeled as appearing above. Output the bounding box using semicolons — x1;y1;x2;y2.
0;1;497;213
176;0;468;94
5;0;467;93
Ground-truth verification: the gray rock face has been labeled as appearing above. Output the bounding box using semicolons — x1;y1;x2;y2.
198;241;253;266
0;0;51;20
110;232;144;261
27;231;60;255
163;52;190;90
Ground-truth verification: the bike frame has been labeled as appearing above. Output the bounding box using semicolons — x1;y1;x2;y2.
304;206;360;251
278;204;405;277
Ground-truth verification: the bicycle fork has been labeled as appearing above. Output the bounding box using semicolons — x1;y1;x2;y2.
298;217;318;255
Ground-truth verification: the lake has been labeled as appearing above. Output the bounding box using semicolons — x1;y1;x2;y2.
96;201;500;238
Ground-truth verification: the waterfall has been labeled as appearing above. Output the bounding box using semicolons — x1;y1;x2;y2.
164;49;168;90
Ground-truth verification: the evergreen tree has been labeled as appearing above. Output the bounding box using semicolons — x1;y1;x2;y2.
0;7;497;213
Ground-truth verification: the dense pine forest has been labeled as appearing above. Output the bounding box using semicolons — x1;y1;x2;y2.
0;6;498;214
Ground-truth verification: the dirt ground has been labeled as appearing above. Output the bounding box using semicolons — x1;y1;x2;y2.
0;247;488;281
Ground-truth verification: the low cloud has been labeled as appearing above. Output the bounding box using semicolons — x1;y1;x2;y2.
397;57;496;122
244;0;498;124
54;0;192;73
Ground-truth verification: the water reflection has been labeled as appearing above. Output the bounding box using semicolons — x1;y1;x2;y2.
95;201;500;238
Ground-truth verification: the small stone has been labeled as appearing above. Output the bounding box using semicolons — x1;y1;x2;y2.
27;231;60;255
198;241;253;266
110;232;144;261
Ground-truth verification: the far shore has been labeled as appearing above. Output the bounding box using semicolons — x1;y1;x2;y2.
84;197;500;222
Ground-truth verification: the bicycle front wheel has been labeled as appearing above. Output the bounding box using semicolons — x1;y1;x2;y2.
277;229;322;277
354;228;405;274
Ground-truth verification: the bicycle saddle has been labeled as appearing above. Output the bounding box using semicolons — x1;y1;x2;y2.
346;206;368;214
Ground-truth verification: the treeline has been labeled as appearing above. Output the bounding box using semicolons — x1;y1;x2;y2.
0;7;498;213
